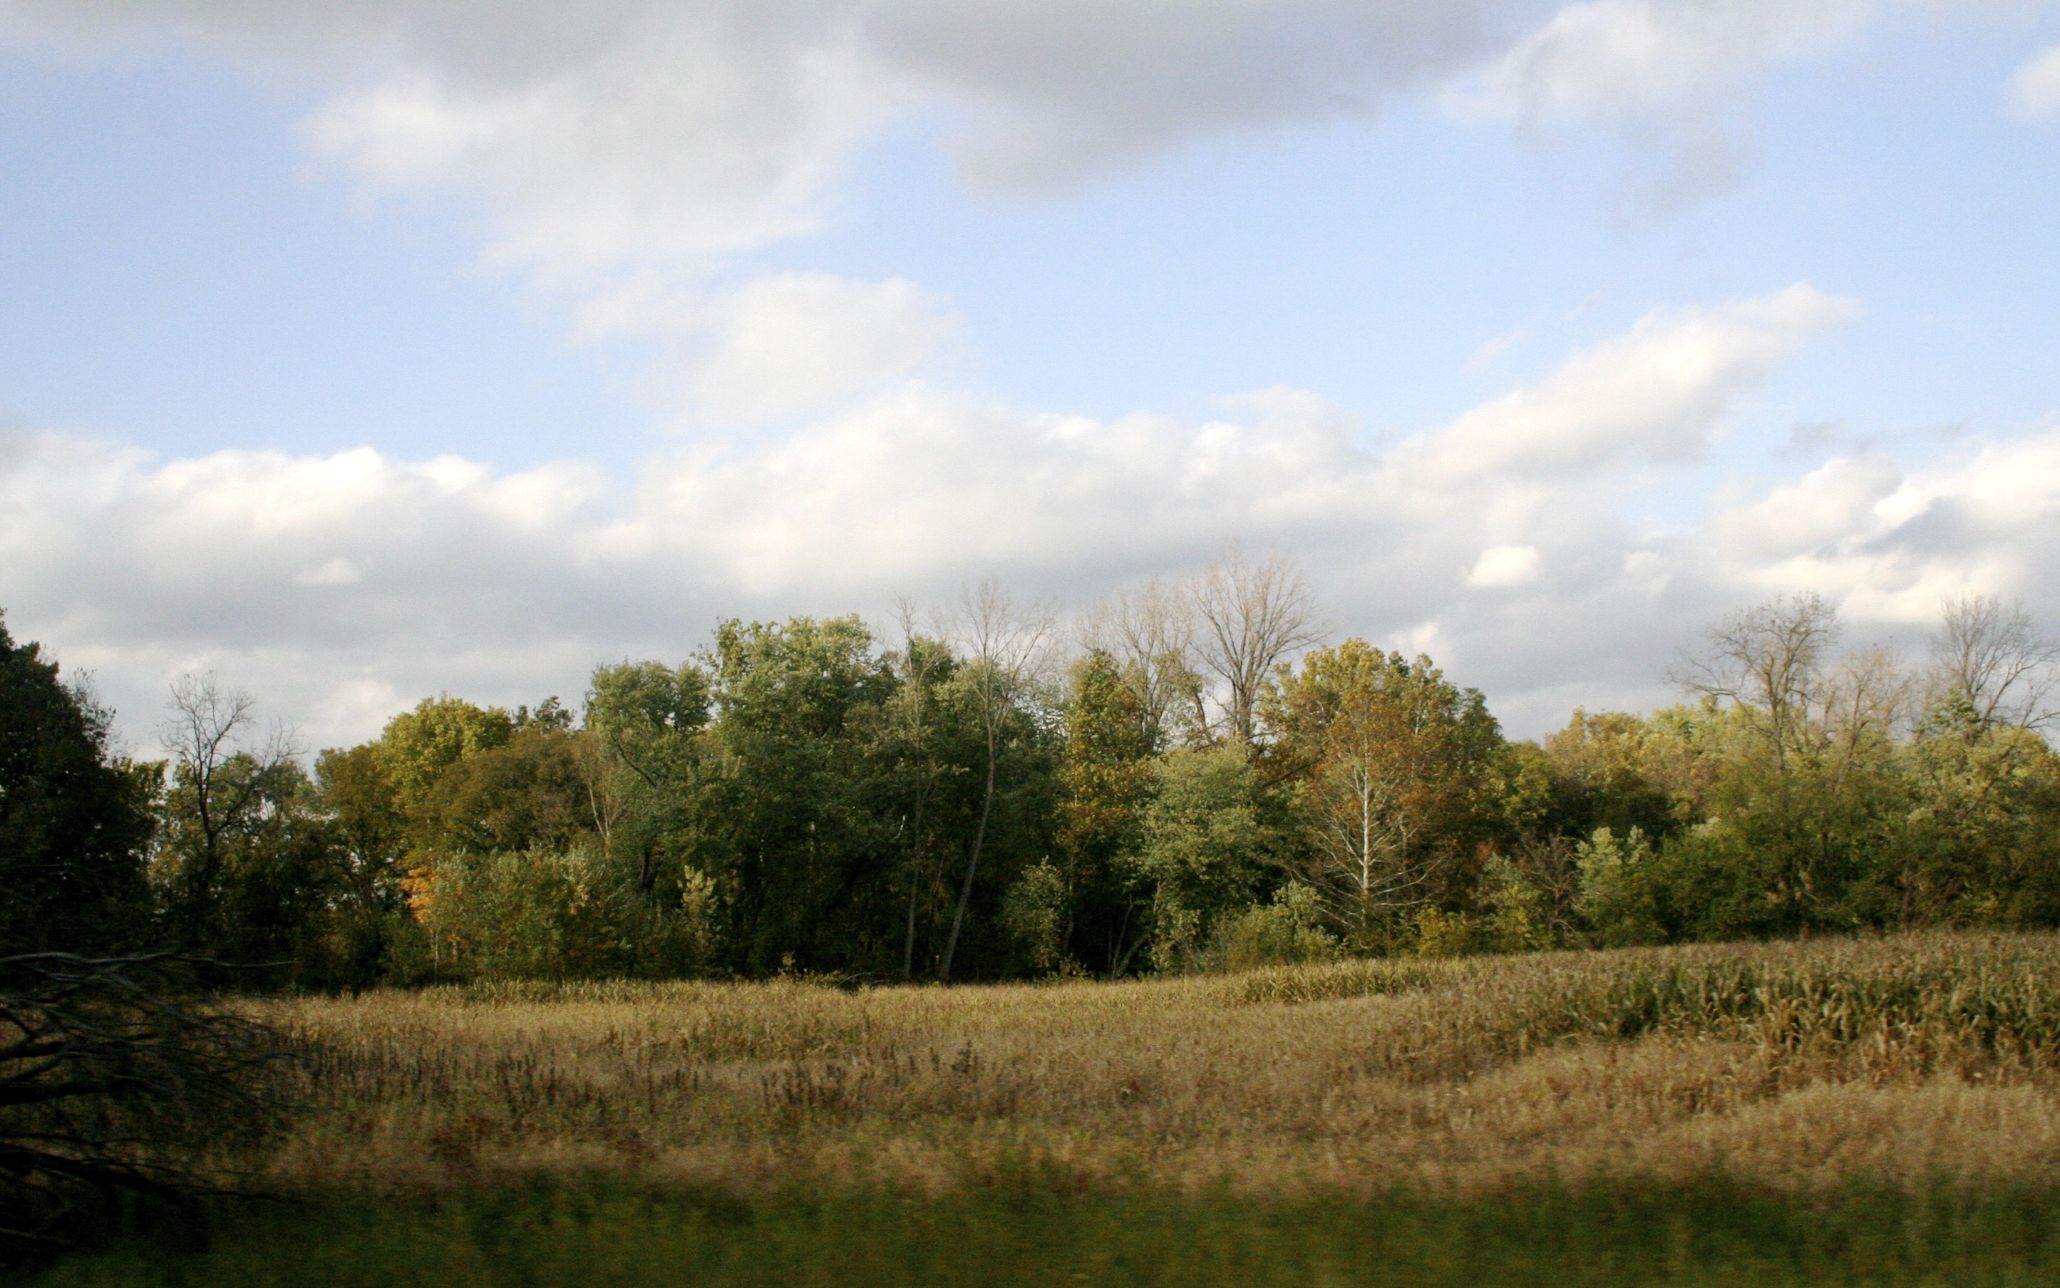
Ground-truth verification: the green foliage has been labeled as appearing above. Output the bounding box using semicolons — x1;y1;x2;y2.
1575;826;1666;947
695;616;907;977
370;696;514;819
1265;640;1505;951
415;726;594;856
1411;906;1475;958
1000;858;1072;974
154;751;345;975
1895;715;2060;926
16;584;2060;992
1477;854;1550;953
408;845;713;980
1054;650;1158;974
1123;745;1281;972
1539;708;1704;842
1206;881;1341;972
0;614;153;956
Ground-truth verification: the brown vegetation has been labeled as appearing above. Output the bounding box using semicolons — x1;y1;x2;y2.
258;931;2060;1200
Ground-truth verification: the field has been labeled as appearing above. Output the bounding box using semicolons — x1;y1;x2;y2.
34;932;2060;1284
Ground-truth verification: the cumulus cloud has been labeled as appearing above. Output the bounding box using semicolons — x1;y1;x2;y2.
2;0;2031;244
1445;0;1869;124
5;4;2056;746
9;288;2053;750
2006;41;2060;121
1710;429;2060;620
0;0;1544;266
0;0;1965;424
1443;0;1876;208
1402;283;1859;483
579;273;962;424
298;26;895;277
1468;545;1544;588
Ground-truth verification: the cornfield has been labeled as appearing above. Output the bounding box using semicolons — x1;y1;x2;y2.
258;931;2060;1199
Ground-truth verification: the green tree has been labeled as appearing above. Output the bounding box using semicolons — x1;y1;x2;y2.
310;743;410;985
1895;703;2060;926
1053;649;1157;974
698;615;900;976
153;675;308;958
417;725;595;857
0;613;153;957
938;582;1056;982
1265;642;1503;952
370;695;514;822
581;660;715;910
1539;709;1695;842
871;626;962;980
1121;744;1282;972
1668;600;1914;937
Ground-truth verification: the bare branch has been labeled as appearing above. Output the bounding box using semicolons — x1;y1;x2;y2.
1188;546;1320;744
1670;592;1838;769
1082;578;1204;748
1930;593;2060;732
1;953;299;1262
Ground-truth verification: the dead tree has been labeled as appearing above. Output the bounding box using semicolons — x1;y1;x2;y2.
1930;593;2059;732
0;952;298;1262
1187;547;1319;745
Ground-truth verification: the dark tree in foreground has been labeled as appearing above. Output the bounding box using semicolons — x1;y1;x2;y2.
1;614;155;957
0;952;298;1264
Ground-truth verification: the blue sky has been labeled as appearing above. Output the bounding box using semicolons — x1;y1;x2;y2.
2;0;2057;751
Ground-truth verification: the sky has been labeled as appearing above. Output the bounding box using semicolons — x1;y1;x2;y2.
2;0;2057;755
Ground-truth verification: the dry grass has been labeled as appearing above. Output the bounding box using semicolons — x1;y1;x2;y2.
256;932;2060;1199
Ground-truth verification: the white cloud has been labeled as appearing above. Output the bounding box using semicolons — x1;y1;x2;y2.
1442;0;1876;208
15;288;2050;749
2006;41;2060;121
1445;0;1870;124
298;22;897;278
293;557;364;588
583;273;962;424
1468;545;1544;588
1;0;1548;268
1709;430;2060;620
1404;283;1859;483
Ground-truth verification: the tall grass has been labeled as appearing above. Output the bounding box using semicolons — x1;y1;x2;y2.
248;931;2060;1198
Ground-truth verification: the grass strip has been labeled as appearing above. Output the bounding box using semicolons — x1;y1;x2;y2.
30;1176;2060;1288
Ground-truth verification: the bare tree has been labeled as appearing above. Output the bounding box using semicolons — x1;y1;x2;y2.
938;580;1055;982
1929;593;2059;732
1298;757;1435;947
1672;592;1839;770
1814;645;1914;762
1;952;297;1262
1187;546;1319;744
157;676;296;948
1080;577;1205;749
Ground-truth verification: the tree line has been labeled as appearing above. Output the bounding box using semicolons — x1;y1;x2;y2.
5;556;2058;987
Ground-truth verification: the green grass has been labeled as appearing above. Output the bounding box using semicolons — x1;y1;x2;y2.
30;1178;2060;1287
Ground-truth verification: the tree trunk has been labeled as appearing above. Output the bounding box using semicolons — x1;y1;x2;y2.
938;744;997;982
901;784;927;981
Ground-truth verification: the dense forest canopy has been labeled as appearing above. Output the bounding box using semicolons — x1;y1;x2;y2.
6;556;2058;987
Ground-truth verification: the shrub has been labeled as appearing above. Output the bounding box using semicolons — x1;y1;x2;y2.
1210;883;1343;972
